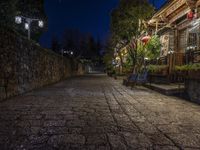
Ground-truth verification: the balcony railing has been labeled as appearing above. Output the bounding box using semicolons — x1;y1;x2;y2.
185;50;200;64
148;50;200;66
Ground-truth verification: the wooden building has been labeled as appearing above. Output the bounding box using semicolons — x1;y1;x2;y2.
148;0;200;73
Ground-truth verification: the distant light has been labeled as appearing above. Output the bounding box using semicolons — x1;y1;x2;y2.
144;57;149;60
15;16;22;24
71;51;74;55
25;23;29;30
38;20;44;28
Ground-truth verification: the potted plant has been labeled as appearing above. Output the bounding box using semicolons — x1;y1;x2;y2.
188;63;200;79
147;65;168;75
175;63;200;79
175;65;189;77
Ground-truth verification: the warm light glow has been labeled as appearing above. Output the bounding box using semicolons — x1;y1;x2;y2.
115;56;120;60
124;49;128;54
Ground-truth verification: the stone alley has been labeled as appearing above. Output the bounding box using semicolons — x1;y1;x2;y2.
0;74;200;150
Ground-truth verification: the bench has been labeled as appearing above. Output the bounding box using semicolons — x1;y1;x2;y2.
131;70;148;88
123;74;137;86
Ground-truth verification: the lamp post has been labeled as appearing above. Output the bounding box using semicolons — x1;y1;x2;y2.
61;49;68;78
61;49;74;77
15;16;44;40
168;49;174;74
144;57;149;69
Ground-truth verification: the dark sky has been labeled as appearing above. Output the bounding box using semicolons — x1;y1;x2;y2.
40;0;166;48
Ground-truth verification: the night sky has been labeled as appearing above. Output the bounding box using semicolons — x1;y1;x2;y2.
40;0;166;48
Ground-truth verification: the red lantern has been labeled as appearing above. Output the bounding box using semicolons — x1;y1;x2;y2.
187;11;194;20
141;35;151;44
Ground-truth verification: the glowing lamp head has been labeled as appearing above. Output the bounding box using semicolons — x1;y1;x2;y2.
38;20;44;28
25;23;29;30
15;16;22;24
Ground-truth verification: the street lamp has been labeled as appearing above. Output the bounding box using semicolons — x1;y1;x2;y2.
15;16;44;40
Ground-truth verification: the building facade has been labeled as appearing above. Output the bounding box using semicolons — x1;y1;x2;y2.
148;0;200;68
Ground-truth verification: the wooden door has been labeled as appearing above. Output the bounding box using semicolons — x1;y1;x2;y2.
178;29;187;52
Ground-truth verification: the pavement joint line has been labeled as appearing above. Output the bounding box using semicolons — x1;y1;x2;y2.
102;85;129;149
112;84;183;150
105;85;156;149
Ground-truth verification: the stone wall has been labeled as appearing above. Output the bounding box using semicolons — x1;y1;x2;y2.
185;79;200;104
0;27;85;101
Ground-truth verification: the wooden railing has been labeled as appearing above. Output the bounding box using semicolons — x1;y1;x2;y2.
185;50;200;64
147;50;200;68
146;51;200;83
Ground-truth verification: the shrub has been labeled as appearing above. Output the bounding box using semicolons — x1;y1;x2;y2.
147;65;168;73
175;63;200;72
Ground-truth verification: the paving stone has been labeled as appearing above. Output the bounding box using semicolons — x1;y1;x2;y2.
122;132;152;148
107;133;127;150
146;133;175;146
0;74;199;149
62;134;86;144
44;120;65;127
86;134;107;145
168;133;200;148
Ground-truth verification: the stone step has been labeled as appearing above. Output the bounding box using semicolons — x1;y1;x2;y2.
145;83;185;96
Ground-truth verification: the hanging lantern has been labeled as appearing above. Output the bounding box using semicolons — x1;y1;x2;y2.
187;10;194;20
141;35;151;44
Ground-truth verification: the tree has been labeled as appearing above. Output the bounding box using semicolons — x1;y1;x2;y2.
61;28;103;65
62;28;83;58
110;0;155;73
103;37;115;70
0;0;18;27
51;35;60;54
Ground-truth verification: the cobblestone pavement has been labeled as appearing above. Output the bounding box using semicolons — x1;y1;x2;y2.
0;74;200;150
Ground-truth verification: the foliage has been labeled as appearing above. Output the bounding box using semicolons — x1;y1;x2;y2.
111;0;154;42
106;0;155;73
123;53;134;73
0;0;18;28
61;28;102;63
175;63;200;71
0;0;47;41
147;65;168;73
145;35;161;59
103;37;115;68
51;35;61;54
